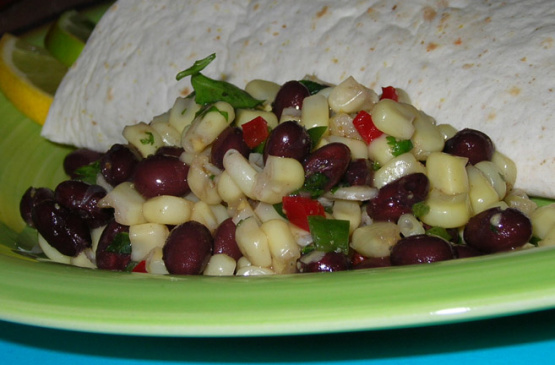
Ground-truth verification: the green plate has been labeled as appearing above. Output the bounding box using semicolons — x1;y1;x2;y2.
2;88;555;337
2;9;555;337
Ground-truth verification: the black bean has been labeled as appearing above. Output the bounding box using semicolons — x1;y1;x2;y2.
32;200;91;257
133;154;190;198
213;218;242;261
272;80;310;120
20;186;54;227
95;219;131;271
63;148;103;179
366;173;429;222
210;127;250;169
443;128;494;165
263;121;311;163
297;251;351;273
390;234;455;266
463;207;532;253
163;221;213;275
303;142;351;192
54;180;112;228
100;144;140;186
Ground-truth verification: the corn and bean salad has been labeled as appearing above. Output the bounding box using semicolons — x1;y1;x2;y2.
19;54;555;276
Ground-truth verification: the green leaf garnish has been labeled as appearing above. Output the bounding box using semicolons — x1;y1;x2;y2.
302;172;328;199
140;132;155;145
273;202;287;219
426;226;452;241
308;216;350;255
175;53;216;80
412;201;430;218
195;104;229;121
73;160;100;184
299;79;328;95
529;236;540;247
307;126;327;150
105;232;131;255
176;54;264;109
386;136;413;157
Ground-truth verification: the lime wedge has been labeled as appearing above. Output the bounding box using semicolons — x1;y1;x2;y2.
44;10;95;67
0;33;67;124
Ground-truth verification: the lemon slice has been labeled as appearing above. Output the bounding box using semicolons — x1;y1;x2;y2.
0;33;67;125
45;10;95;67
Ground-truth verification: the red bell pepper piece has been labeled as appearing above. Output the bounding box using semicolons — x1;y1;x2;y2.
282;195;326;231
380;86;398;101
242;116;269;149
353;110;383;144
132;260;147;273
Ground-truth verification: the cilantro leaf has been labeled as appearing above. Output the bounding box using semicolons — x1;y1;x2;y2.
425;226;452;241
73;160;100;185
105;232;131;255
175;53;216;80
299;80;328;95
307;126;327;150
176;54;264;109
140;131;155;145
386;136;413;157
412;201;430;218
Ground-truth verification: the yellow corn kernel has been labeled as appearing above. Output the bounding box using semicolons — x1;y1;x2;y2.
426;152;469;195
98;182;147;226
530;203;555;239
235;216;272;267
373;152;426;189
466;165;500;214
190;200;219;233
203;254;237;276
261;219;300;274
187;155;222;205
504;189;537;217
371;99;417;140
217;170;245;205
168;96;202;134
145;246;169;275
301;93;329;129
328;76;378;113
492;151;517;191
328;135;368;160
332;200;362;234
123;122;164;157
150;117;181;147
351;222;401;257
419;189;472;228
244;79;281;108
411;112;444;160
142;195;193;225
397;213;426;237
475;161;507;199
182;101;235;153
329;112;359;139
129;223;169;262
253;156;305;204
367;133;395;166
436;124;458;140
37;233;71;264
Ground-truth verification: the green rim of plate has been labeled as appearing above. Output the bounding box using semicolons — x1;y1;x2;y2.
2;7;555;337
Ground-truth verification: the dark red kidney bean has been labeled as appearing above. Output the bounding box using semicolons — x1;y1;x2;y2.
156;146;184;158
210;127;250;169
96;219;131;271
366;173;429;222
342;158;373;186
19;187;54;227
297;251;351;273
133;154;190;198
352;256;391;270
31;200;91;257
54;180;112;228
443;128;495;165
463;207;532;253
272;80;310;120
213;218;242;261
453;244;484;259
390;234;455;266
303;142;351;192
263;121;311;163
100;144;140;186
63;148;103;179
163;221;213;275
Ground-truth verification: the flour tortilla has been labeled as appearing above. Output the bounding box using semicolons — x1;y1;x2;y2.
42;0;555;197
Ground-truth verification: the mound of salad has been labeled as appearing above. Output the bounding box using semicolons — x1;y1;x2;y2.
19;54;555;276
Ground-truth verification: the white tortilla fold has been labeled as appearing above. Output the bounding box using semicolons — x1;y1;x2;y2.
42;0;555;197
